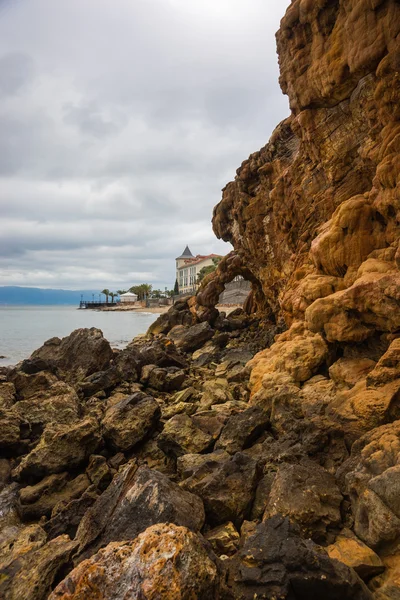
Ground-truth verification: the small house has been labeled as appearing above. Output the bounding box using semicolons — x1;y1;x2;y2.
119;292;138;304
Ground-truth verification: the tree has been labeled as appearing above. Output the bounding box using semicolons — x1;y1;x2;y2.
109;292;117;303
174;279;179;295
101;288;110;303
117;290;127;296
196;257;222;285
129;283;153;301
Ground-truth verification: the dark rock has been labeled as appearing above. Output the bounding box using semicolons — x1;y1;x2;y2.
19;357;57;375
215;406;269;454
43;485;99;540
76;463;205;559
147;366;186;391
102;391;160;452
18;473;90;521
76;366;120;397
225;516;372;600
168;322;215;353
30;328;113;385
181;452;260;527
263;461;343;542
158;414;214;458
86;455;112;490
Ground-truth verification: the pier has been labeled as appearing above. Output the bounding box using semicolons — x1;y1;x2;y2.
79;300;120;309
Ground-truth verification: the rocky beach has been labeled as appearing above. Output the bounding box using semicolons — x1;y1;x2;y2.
1;0;400;598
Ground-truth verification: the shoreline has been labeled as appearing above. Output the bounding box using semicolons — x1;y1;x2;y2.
97;305;170;313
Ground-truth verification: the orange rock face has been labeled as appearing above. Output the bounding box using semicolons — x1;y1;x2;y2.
212;0;400;333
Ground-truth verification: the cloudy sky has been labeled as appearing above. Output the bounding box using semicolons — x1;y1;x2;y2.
0;0;290;291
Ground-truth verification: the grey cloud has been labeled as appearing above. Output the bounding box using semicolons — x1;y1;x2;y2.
0;52;34;95
0;0;291;289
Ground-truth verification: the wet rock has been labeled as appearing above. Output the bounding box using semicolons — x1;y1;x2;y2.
215;406;269;454
18;472;90;521
225;516;371;600
51;524;221;600
168;322;215;353
30;328;113;385
0;534;78;600
13;417;101;483
76;463;205;559
158;414;214;458
181;452;260;527
102;391;160;452
326;529;384;580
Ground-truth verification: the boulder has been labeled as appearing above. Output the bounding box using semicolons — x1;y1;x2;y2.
102;392;160;452
12;417;101;483
30;328;113;384
76;463;205;559
215;406;269;454
158;414;214;458
13;381;80;428
263;461;343;542
168;322;215;353
181;452;260;527
50;524;221;600
225;516;372;600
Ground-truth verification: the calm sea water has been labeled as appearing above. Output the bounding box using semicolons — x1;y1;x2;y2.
0;306;159;367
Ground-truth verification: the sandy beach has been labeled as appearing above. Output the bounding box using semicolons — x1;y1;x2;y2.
99;304;170;313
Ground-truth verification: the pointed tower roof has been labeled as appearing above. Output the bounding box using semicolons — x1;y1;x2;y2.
176;245;194;260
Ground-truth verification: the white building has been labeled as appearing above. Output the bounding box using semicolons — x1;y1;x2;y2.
175;245;222;295
119;292;138;304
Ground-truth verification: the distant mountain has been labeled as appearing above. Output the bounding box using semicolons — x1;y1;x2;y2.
0;287;102;305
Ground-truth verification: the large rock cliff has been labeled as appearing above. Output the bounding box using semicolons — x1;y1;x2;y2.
212;0;400;335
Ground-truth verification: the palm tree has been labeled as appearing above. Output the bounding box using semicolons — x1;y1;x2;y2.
101;289;110;303
117;289;127;296
109;292;117;303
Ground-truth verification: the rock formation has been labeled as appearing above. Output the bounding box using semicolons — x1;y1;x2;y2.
1;1;400;598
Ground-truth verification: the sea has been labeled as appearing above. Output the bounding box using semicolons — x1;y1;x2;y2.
0;305;159;367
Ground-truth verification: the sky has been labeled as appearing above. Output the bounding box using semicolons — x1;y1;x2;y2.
0;0;290;291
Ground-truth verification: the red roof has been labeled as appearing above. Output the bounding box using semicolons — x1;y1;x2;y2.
177;254;222;268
